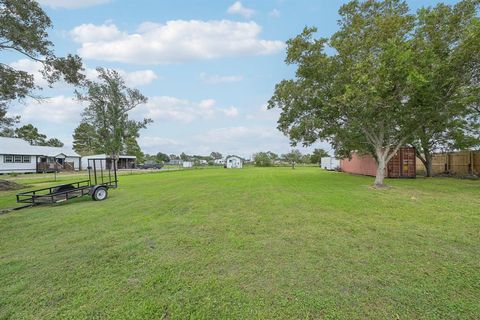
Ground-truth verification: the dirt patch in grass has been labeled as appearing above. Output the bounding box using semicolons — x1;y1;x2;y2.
0;180;24;191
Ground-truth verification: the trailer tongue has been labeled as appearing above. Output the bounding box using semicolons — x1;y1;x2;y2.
14;158;118;208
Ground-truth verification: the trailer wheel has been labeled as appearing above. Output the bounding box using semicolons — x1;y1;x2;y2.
92;187;108;201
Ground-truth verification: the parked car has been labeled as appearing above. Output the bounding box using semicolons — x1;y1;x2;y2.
137;161;163;169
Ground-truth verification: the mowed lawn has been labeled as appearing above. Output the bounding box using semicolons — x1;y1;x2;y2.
0;168;479;319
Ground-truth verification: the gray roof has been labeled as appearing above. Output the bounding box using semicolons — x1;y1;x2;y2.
0;137;80;157
82;154;136;159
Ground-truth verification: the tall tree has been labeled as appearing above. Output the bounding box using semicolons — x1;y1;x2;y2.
180;152;190;161
125;137;145;163
210;151;222;160
310;148;330;164
253;152;273;167
269;0;418;187
408;0;480;176
0;0;84;130
156;152;170;163
72;122;99;156
282;149;303;169
43;137;64;147
14;124;46;145
76;68;151;159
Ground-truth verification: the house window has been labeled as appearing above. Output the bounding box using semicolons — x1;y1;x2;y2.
14;155;23;163
22;156;31;163
4;155;13;163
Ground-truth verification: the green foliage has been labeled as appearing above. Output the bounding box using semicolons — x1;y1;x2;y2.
407;0;480;176
44;138;64;147
0;168;479;318
0;123;64;146
72;122;100;156
180;152;190;161
156;152;170;163
269;0;479;186
309;148;330;164
210;152;222;160
282;149;303;168
269;0;417;186
76;68;151;158
13;124;46;145
0;0;84;129
253;151;274;167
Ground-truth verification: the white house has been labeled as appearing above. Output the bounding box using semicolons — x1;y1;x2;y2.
0;137;81;174
225;155;243;169
214;159;225;165
182;161;193;168
81;154;136;170
321;157;340;171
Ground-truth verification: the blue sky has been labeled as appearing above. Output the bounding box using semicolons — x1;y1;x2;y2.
7;0;458;158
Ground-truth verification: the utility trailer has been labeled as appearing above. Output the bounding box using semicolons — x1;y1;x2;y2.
15;158;117;208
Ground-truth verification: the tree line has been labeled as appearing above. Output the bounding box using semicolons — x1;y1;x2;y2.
1;123;64;147
253;148;330;168
141;152;224;165
269;0;480;187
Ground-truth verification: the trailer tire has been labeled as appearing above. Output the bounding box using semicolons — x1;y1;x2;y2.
92;186;108;201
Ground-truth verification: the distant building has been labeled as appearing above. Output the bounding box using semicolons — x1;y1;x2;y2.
183;161;193;168
225;155;243;169
0;137;80;174
214;159;225;165
168;159;183;166
321;157;340;171
81;154;136;170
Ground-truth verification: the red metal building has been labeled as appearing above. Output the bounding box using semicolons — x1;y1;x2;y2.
340;147;416;178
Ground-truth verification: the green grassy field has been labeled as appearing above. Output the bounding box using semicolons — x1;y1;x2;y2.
0;167;479;319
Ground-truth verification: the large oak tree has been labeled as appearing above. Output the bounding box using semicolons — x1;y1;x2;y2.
269;0;417;187
269;0;479;186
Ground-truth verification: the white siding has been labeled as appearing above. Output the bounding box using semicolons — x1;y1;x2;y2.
183;161;193;168
66;157;80;171
0;154;37;173
321;157;340;170
226;156;242;168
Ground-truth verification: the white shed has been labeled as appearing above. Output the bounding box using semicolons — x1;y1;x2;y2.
81;154;136;170
182;161;193;168
225;155;243;169
321;157;340;171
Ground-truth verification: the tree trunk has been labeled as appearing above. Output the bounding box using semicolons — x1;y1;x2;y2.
374;153;387;187
424;152;433;177
292;161;295;169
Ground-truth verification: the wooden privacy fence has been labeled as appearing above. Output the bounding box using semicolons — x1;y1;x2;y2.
416;151;480;175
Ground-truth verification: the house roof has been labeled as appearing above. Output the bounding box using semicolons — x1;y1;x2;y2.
82;154;137;159
0;137;80;157
225;155;244;161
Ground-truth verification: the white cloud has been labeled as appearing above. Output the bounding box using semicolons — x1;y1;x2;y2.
137;126;294;157
70;23;123;42
136;96;239;123
13;96;85;124
227;1;255;18
9;59;157;88
38;0;112;9
200;72;243;84
138;136;183;148
84;68;158;87
269;9;281;18
71;20;284;64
